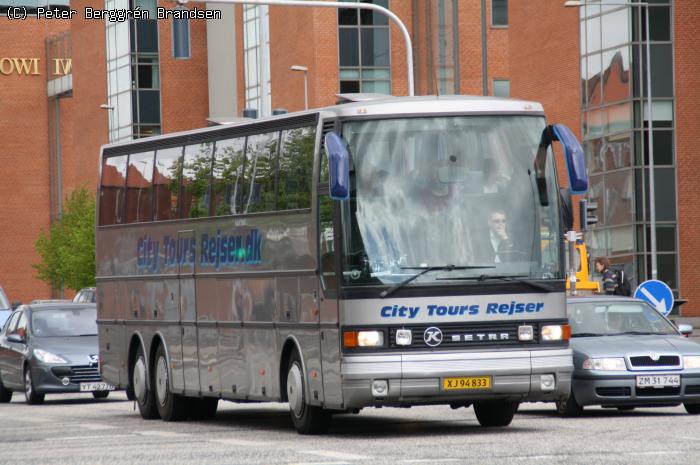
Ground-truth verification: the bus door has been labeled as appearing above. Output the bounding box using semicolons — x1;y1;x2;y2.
178;229;201;396
318;193;343;407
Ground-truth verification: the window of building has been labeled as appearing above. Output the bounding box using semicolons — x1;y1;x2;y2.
278;127;316;210
211;137;246;216
245;132;279;214
243;5;271;116
106;0;133;142
153;147;182;221
181;143;214;219
493;79;510;97
491;0;508;27
99;155;128;226
125;151;154;223
338;0;391;94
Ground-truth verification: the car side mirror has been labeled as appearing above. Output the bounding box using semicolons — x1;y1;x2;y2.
7;333;25;344
677;324;693;337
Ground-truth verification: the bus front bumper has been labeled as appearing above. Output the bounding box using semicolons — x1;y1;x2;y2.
340;348;572;408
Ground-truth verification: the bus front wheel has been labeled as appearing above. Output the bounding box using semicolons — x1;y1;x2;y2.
132;345;159;419
473;400;517;427
286;352;331;435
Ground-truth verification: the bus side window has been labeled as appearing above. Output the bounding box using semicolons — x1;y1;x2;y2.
153;146;183;221
278;126;315;210
125;151;154;223
99;155;128;225
211;137;246;216
181;142;214;218
245;132;279;214
319;195;336;290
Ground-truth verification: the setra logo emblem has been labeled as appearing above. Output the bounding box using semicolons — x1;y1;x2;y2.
423;327;443;347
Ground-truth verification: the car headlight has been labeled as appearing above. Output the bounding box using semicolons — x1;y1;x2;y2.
684;356;700;369
33;349;68;364
582;357;626;371
541;324;571;342
343;330;384;348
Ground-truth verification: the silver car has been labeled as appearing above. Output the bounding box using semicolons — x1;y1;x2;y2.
0;303;114;404
558;296;700;416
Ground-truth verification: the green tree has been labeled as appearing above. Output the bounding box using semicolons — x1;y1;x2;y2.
33;187;96;291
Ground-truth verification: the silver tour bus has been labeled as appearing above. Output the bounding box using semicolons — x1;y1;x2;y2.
96;95;588;434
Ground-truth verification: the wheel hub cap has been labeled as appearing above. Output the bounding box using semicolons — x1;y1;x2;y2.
155;356;168;407
133;357;147;403
287;363;304;417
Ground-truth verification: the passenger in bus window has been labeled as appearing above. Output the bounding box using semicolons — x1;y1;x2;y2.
482;158;510;194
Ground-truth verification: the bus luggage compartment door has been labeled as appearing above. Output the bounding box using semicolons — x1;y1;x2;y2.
178;230;201;396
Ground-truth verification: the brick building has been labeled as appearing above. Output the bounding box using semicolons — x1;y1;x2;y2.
0;0;698;316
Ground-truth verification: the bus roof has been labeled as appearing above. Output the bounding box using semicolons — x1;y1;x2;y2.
99;95;544;157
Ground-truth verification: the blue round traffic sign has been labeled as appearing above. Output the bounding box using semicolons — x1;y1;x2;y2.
634;280;674;316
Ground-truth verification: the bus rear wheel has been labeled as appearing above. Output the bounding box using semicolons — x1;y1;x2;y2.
286;352;331;435
154;344;188;421
473;400;517;427
132;345;159;419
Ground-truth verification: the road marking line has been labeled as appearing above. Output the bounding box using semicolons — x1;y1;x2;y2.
300;450;370;460
209;438;274;447
77;423;117;430
138;430;190;438
45;434;135;441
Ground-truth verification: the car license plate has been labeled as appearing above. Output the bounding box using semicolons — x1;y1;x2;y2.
80;382;115;392
443;377;491;390
636;375;680;388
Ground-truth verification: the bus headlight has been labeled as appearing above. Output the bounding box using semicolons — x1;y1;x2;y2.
541;324;571;342
344;330;384;348
683;356;700;369
582;358;626;371
395;329;412;346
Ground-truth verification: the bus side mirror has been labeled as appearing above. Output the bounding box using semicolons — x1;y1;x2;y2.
551;123;588;195
324;132;350;200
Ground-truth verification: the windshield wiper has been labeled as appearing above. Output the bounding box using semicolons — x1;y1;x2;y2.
436;274;555;292
607;331;657;336
379;265;495;298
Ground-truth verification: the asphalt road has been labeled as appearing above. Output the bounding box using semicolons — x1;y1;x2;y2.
0;392;699;465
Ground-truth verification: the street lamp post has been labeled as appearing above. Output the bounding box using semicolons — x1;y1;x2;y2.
100;103;115;143
171;0;415;96
565;0;657;280
290;65;309;110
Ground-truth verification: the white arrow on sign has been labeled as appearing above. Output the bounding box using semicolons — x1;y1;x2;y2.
640;287;667;313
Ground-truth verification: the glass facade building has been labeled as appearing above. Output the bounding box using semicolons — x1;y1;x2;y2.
578;0;677;297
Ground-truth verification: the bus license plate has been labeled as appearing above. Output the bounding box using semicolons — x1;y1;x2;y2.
443;377;491;390
636;375;680;388
80;382;115;392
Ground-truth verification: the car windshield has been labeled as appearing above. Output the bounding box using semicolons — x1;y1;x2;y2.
31;307;98;337
568;301;678;336
337;115;563;286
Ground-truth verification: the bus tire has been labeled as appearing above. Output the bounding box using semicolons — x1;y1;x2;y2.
153;344;188;421
286;352;331;435
473;400;517;427
132;344;159;419
0;375;12;403
188;397;218;421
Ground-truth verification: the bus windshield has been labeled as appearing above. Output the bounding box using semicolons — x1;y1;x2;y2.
339;115;562;286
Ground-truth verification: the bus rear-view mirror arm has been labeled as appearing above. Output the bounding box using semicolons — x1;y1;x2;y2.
533;124;588;207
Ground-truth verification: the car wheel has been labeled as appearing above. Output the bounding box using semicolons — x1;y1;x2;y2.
132;345;159;419
24;367;45;405
0;375;12;403
473;400;518;427
556;390;583;417
93;391;110;399
287;351;331;435
684;403;700;415
153;344;188;421
187;397;218;421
